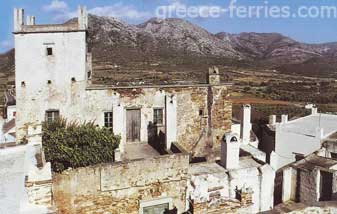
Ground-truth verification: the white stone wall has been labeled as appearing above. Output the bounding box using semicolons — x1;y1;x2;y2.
282;167;297;202
166;94;177;150
0;145;51;214
189;163;275;213
15;31;87;142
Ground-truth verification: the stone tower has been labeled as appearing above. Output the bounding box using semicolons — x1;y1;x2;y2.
14;7;89;143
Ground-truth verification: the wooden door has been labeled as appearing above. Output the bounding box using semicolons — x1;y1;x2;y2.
126;109;141;142
319;171;333;201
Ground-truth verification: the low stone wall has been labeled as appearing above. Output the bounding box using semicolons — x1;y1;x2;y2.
53;153;189;214
193;196;253;214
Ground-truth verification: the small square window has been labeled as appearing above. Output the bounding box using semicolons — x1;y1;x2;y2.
104;112;113;128
47;47;53;56
45;110;59;123
153;108;163;125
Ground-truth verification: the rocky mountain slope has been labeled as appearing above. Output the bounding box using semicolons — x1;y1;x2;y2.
217;32;337;65
1;15;337;84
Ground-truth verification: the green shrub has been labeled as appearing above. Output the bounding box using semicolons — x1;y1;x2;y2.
42;118;120;172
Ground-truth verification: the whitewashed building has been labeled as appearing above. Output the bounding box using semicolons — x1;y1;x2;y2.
259;108;337;170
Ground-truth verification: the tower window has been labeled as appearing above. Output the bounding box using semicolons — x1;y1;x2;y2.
46;47;53;56
45;110;59;123
104;112;113;128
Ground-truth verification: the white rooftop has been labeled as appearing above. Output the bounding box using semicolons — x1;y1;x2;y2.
280;114;337;138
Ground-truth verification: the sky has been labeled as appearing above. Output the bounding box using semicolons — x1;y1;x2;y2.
1;0;337;53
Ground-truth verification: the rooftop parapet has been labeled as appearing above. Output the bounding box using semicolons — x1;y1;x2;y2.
13;6;88;34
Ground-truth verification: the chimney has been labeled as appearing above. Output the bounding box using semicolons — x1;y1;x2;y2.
311;107;318;115
240;104;251;144
221;133;240;169
14;8;24;32
281;115;288;124
269;115;276;126
26;16;36;26
78;6;88;30
208;66;220;85
30;16;36;25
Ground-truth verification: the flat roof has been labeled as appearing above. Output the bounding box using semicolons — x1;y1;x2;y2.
291;154;337;171
190;156;262;176
280;114;337;138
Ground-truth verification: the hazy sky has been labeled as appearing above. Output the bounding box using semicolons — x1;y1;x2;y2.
1;0;337;53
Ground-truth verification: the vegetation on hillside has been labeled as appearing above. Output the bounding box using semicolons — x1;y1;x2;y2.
42;118;120;172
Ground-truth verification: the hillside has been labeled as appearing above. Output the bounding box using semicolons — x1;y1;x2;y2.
1;15;337;86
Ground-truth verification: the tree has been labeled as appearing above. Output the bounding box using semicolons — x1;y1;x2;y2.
42;118;120;172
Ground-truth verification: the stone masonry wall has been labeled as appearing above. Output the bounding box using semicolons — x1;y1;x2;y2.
193;197;253;214
169;85;231;155
25;180;53;207
210;86;232;149
52;153;189;214
17;80;231;156
299;169;319;203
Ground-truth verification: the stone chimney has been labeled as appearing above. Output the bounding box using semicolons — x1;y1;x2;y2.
221;133;240;169
240;104;251;145
14;8;24;32
269;115;276;126
208;66;220;85
78;6;88;30
281;115;288;124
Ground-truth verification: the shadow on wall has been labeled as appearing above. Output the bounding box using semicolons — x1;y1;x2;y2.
147;122;167;155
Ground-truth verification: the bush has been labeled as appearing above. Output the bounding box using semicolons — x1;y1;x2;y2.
243;86;251;92
42;118;120;172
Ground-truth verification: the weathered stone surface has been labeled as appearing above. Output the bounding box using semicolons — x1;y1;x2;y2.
298;169;319;204
53;153;189;214
25;181;53;206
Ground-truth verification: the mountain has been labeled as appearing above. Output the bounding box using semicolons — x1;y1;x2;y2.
0;49;14;74
0;49;15;85
1;15;337;85
217;32;337;66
